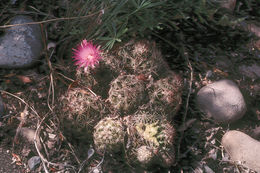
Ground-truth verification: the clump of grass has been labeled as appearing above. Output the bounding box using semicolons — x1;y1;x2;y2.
1;0;257;60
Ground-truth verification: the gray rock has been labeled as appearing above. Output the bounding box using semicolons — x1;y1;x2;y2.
197;79;246;123
222;130;260;172
0;15;43;68
28;156;41;171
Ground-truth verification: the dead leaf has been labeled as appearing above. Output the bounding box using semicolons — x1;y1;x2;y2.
4;73;16;78
50;167;57;172
79;89;89;95
15;162;23;166
5;79;11;84
16;75;32;84
213;67;229;77
20;106;28;122
59;132;64;141
68;80;79;90
136;74;148;81
12;153;22;165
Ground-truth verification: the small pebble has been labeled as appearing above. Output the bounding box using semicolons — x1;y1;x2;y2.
28;156;41;171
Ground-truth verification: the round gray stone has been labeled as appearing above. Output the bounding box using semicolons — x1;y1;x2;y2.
28;156;41;171
0;15;43;68
196;79;246;123
222;130;260;172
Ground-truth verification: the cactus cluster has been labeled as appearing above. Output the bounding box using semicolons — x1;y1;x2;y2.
61;39;183;170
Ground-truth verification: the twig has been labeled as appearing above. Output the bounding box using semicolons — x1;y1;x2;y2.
47;118;81;165
0;85;79;170
56;72;75;82
34;116;50;173
47;72;55;111
35;115;64;171
85;87;97;97
45;76;82;167
89;153;105;173
13;106;28;148
40;24;55;112
0;11;102;29
40;137;50;161
0;90;40;118
0;90;54;133
1;90;64;171
60;132;81;165
176;50;194;162
77;148;94;173
56;72;98;97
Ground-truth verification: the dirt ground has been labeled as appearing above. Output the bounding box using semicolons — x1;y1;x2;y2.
0;37;259;173
0;146;24;173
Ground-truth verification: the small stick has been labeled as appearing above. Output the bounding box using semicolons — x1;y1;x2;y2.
34;116;50;173
0;90;39;118
0;11;102;29
176;51;194;163
34;115;64;171
40;24;55;112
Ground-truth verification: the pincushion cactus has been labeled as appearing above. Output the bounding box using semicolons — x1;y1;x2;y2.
60;88;107;128
127;110;176;168
149;72;183;118
116;40;170;79
108;74;147;113
93;117;125;153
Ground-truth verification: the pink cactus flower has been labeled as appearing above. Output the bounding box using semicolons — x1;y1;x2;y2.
72;39;102;70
